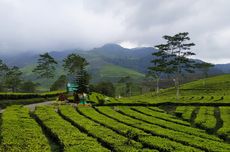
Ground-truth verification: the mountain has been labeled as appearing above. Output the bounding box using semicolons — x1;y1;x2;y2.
1;43;230;90
215;63;230;73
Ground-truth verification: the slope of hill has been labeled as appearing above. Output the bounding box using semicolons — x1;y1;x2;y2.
99;64;145;80
1;43;230;90
117;74;230;104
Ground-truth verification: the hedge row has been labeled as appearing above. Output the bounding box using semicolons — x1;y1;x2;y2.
217;107;230;140
77;107;199;152
0;90;66;100
34;106;109;152
0;105;50;151
119;106;220;141
194;107;216;132
97;107;230;151
59;105;143;152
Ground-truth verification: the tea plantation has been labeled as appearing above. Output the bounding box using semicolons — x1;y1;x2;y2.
0;74;230;151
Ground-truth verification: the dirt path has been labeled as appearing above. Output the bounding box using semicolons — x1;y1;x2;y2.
0;101;55;113
25;101;55;111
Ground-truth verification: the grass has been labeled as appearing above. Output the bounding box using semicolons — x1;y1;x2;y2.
114;74;230;104
100;64;145;79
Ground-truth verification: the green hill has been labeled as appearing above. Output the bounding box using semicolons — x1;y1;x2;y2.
99;64;144;80
21;63;145;91
117;74;230;104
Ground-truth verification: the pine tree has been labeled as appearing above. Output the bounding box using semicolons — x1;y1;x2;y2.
63;54;90;94
33;52;57;79
148;45;168;94
164;32;196;99
4;66;22;92
0;59;8;91
154;32;196;99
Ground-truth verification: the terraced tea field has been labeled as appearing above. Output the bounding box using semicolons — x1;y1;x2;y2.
0;104;230;152
0;74;229;151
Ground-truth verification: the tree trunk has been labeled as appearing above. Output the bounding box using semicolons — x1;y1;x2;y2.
156;78;160;94
175;74;180;101
129;86;132;96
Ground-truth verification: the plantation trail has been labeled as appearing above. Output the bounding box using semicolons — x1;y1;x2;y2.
0;101;55;113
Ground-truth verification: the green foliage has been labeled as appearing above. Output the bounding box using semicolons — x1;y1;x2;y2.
78;107;199;151
50;75;67;91
34;106;108;152
4;66;23;92
63;54;90;93
1;105;50;152
33;52;57;79
90;82;115;97
132;106;190;126
116;74;230;104
218;107;230;140
118;106;219;141
0;90;66;100
175;106;196;121
148;45;169;94
118;76;133;96
153;32;196;98
76;69;90;93
100;64;144;81
97;107;230;151
59;105;142;151
20;80;38;92
194;107;216;132
63;53;89;74
0;60;8;91
0;97;56;108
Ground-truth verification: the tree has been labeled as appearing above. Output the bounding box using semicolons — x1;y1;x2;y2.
119;76;132;96
33;52;57;79
63;54;89;94
63;54;88;74
158;32;196;99
0;59;8;91
50;75;68;91
196;62;214;87
4;66;22;92
20;81;38;92
94;81;115;97
148;45;168;94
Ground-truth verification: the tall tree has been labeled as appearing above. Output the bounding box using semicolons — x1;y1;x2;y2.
63;54;89;94
20;80;38;93
0;60;8;91
148;45;168;94
119;76;132;96
63;54;88;74
4;66;22;92
93;81;115;97
50;75;67;91
159;32;196;99
33;52;57;79
196;62;214;87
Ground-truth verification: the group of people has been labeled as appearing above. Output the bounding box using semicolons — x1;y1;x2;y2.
57;92;88;105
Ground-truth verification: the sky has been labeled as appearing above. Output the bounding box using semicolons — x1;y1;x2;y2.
0;0;229;64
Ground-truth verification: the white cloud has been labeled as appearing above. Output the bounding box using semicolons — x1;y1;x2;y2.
0;0;229;63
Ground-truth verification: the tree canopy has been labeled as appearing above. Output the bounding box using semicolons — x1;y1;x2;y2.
33;52;57;79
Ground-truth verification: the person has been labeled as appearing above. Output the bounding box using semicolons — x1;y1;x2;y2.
74;92;80;103
78;93;84;104
78;92;88;105
58;93;68;102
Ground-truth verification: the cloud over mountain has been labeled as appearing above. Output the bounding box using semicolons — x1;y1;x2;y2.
0;0;229;63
